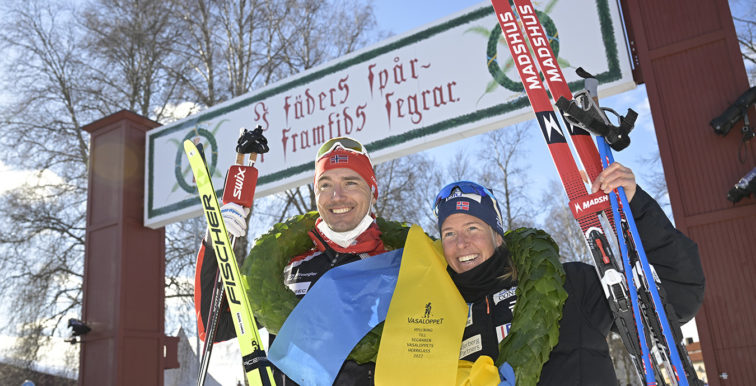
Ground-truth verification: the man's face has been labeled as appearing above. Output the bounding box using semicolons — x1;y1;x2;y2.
441;213;503;273
315;168;373;232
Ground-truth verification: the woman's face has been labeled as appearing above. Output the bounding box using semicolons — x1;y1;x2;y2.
440;213;503;273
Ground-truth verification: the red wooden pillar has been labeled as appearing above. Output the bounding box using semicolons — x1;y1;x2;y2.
80;110;178;385
621;1;755;384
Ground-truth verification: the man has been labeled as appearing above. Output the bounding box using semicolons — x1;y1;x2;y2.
195;137;388;384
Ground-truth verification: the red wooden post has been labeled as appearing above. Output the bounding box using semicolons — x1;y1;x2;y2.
80;110;177;385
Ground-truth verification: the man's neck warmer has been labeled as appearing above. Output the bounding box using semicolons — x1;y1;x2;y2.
315;212;375;249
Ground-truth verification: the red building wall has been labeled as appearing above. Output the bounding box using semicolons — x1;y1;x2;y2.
621;1;755;384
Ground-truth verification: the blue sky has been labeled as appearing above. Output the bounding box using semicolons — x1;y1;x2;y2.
372;0;665;208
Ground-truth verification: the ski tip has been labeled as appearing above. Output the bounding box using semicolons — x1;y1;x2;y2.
183;139;197;156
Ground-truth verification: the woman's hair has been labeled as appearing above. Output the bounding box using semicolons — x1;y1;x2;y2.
494;237;517;282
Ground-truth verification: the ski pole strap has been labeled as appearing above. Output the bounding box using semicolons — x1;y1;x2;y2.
555;94;635;151
236;126;269;155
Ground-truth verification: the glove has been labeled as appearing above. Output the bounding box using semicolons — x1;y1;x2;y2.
456;356;501;385
220;202;250;238
498;362;515;386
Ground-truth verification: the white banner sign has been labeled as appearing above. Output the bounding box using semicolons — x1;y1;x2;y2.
144;0;634;228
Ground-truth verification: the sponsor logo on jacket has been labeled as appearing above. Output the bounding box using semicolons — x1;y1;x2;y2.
493;287;517;305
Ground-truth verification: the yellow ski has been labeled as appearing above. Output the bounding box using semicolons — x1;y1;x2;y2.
184;139;276;386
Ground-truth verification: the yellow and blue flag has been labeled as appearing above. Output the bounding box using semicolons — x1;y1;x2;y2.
268;248;402;385
268;225;468;385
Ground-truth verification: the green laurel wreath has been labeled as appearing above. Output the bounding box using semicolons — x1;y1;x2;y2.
241;214;567;383
497;228;568;386
241;212;410;363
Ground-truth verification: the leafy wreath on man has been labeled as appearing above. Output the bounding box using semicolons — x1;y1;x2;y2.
241;212;567;384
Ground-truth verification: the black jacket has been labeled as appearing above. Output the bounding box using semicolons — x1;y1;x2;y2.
454;187;705;385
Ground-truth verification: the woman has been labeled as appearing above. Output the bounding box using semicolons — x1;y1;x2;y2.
435;163;705;385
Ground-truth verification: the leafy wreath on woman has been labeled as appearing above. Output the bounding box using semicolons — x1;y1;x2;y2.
241;212;567;384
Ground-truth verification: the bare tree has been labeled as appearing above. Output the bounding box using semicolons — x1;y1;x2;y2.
477;124;536;230
371;125;537;236
731;0;756;84
0;1;93;175
445;148;477;182
735;15;756;67
80;0;185;120
0;0;384;377
169;0;221;108
375;124;538;236
537;180;591;263
0;0;91;371
172;0;295;101
638;149;672;219
277;0;378;75
374;153;444;232
253;184;317;227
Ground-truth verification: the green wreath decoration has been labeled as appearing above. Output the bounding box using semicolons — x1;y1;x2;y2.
498;228;568;385
241;214;567;384
241;212;410;363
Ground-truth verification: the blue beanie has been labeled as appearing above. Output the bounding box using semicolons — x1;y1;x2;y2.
434;181;506;238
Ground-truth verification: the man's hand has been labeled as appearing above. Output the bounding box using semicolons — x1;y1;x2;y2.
591;162;637;202
221;202;250;238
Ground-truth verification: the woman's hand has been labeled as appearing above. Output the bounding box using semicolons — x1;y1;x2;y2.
591;162;637;202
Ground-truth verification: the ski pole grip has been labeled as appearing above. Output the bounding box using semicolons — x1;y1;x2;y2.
237;151;258;166
585;78;599;100
222;125;266;206
222;130;260;207
222;164;258;207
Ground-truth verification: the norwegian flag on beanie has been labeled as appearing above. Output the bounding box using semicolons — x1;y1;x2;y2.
314;147;378;200
436;190;505;237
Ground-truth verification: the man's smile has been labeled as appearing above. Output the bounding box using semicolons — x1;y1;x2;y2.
330;206;353;214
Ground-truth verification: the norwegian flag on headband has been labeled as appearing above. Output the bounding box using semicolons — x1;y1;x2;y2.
456;201;470;211
330;154;349;164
